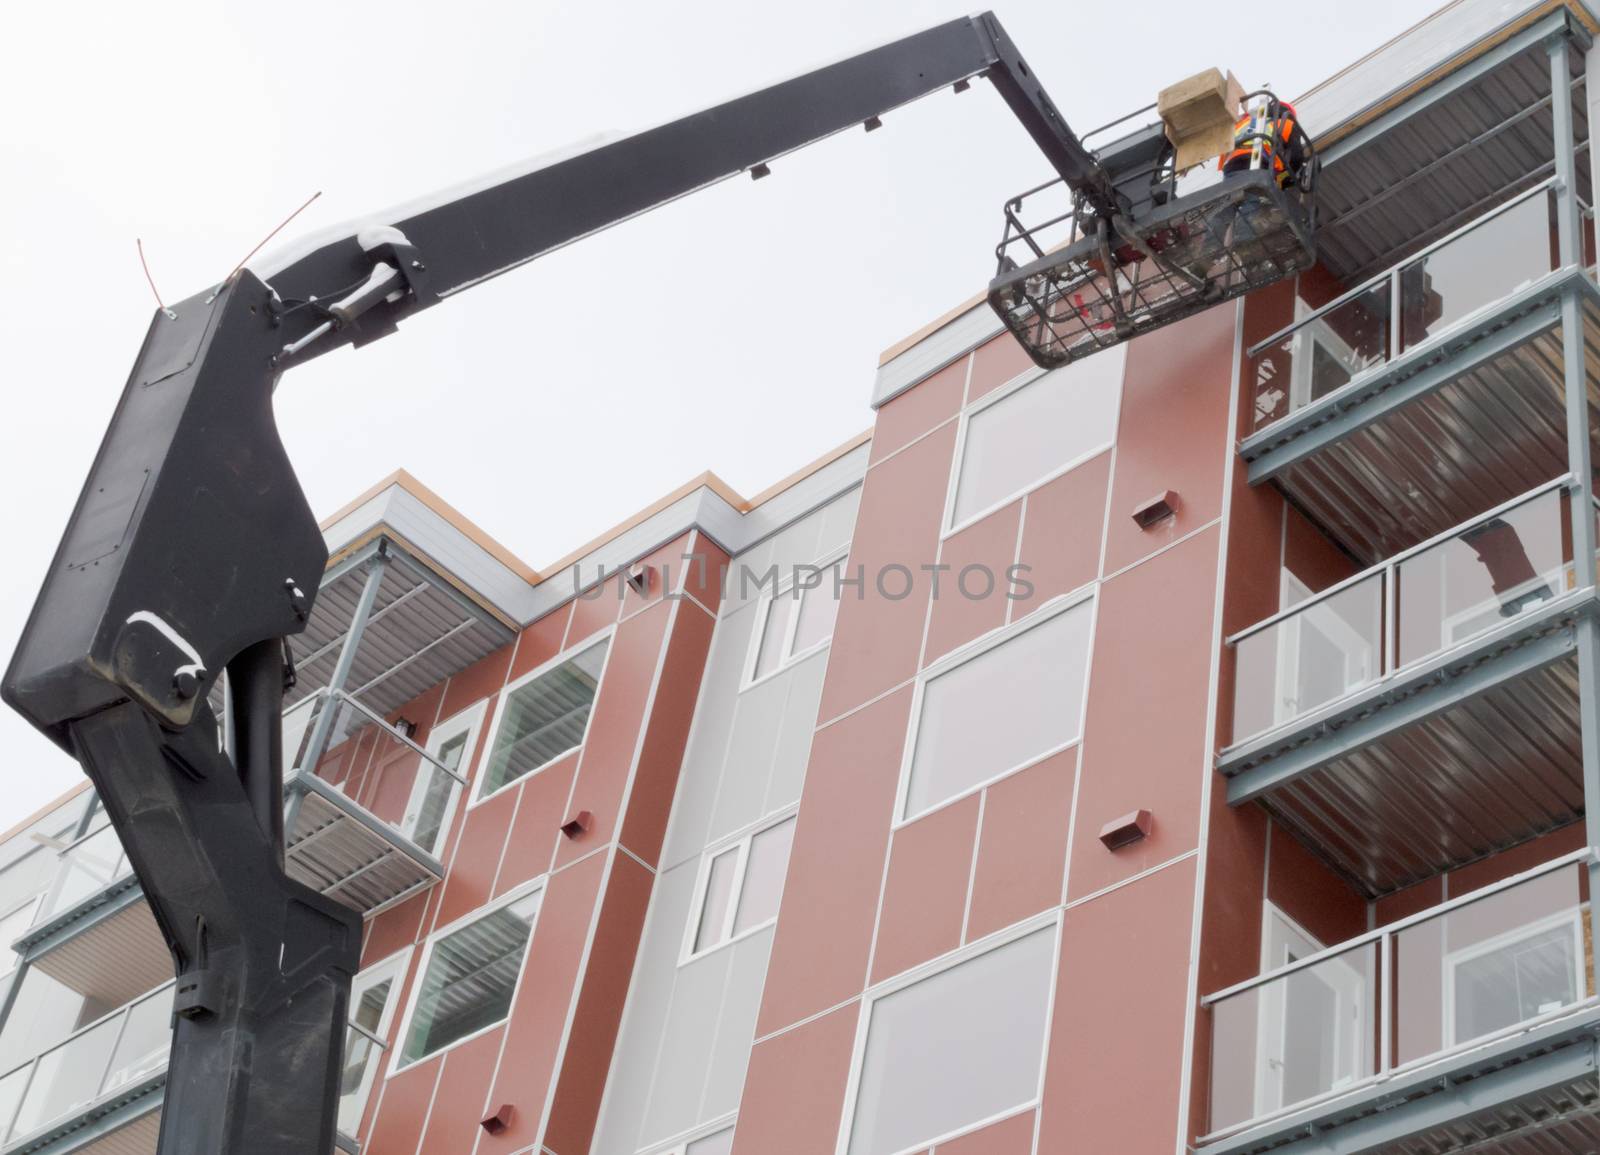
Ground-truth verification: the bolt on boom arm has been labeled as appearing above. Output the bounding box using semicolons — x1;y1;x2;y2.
2;14;1120;1154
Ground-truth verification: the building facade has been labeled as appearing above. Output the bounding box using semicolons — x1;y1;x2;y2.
5;1;1600;1152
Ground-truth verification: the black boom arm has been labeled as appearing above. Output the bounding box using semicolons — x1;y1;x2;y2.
2;14;1099;1154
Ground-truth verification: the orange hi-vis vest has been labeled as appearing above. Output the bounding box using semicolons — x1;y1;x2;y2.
1219;110;1300;185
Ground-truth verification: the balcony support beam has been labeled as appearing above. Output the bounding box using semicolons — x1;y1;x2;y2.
1222;594;1586;803
300;551;387;776
1551;29;1600;1002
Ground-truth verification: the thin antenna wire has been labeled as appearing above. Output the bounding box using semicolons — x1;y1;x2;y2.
225;190;323;284
137;239;176;319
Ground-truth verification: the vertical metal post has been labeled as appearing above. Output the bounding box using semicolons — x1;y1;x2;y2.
1383;563;1398;674
1552;32;1600;997
1378;931;1392;1074
1388;267;1403;362
301;552;388;776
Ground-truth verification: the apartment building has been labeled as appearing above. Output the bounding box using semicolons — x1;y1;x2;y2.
4;0;1600;1152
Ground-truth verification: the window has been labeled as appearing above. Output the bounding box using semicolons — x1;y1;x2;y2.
339;951;408;1132
902;598;1092;821
0;898;39;979
746;555;846;686
948;348;1123;530
479;638;610;800
396;886;542;1067
683;816;797;961
1446;912;1583;1047
843;925;1056;1155
402;702;484;857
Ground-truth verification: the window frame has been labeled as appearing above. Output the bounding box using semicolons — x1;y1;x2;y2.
741;547;850;691
679;810;799;965
338;946;412;1133
834;912;1062;1155
400;699;487;855
471;629;616;808
941;354;1122;539
894;590;1096;827
649;1121;737;1155
386;878;545;1076
1441;905;1586;1049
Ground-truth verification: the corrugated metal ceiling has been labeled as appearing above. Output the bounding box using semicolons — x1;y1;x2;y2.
1315;41;1588;287
1258;650;1583;898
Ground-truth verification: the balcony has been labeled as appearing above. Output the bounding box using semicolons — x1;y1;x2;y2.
1220;480;1594;895
283;688;462;915
0;982;373;1155
1200;851;1600;1155
1239;182;1600;566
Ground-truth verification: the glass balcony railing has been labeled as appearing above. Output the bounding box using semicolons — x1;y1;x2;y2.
30;823;133;928
287;687;467;860
1228;478;1582;747
1249;180;1561;432
0;979;385;1151
0;982;172;1148
1204;850;1594;1138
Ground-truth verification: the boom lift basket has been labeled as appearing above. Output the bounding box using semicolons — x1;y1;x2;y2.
987;168;1316;369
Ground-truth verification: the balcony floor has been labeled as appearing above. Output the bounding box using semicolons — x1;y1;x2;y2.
285;770;443;915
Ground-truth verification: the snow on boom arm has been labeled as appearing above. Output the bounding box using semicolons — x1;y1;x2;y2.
2;13;1312;1155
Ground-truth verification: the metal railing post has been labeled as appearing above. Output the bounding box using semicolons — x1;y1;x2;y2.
1388;267;1403;361
1551;31;1600;999
1379;931;1393;1074
300;552;388;776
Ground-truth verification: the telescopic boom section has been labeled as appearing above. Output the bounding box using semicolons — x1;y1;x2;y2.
0;15;1116;1155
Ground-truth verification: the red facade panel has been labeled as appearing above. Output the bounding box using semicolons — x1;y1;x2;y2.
817;426;955;723
923;501;1020;664
1037;857;1197;1153
544;852;657;1155
731;1005;860;1155
870;794;979;984
1100;305;1235;576
415;1027;504;1154
1010;449;1111;617
966;748;1076;942
870;357;966;464
490;752;579;900
967;332;1034;402
933;1108;1035;1155
554;599;673;871
1067;526;1221;899
756;687;912;1037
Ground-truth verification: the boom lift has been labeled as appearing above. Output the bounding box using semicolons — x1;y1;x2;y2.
1;13;1315;1154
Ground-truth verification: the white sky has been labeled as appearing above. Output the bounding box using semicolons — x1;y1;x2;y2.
0;0;1440;826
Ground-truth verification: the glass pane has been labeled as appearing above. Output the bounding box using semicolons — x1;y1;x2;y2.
1209;942;1378;1132
688;1128;734;1155
907;603;1092;818
10;1016;121;1140
102;986;174;1094
1231;574;1382;744
1394;866;1584;1065
1401;192;1555;350
733;818;795;935
483;641;609;795
282;693;320;771
791;561;844;656
694;848;740;954
411;732;467;856
0;1066;28;1144
1250;281;1389;430
1396;489;1567;668
402;891;540;1064
338;977;395;1133
847;928;1054;1155
952;347;1124;524
0;969;84;1074
0;903;37;976
40;826;128;921
752;594;795;682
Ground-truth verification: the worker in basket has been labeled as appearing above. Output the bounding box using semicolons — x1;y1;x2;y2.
1220;95;1312;189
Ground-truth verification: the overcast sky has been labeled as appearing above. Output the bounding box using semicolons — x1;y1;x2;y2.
0;0;1441;827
